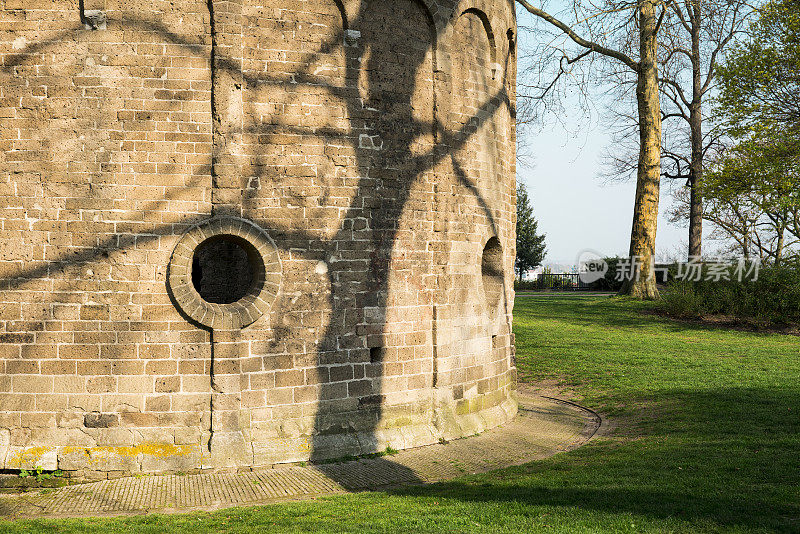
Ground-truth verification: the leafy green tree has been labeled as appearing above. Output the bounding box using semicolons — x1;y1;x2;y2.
716;0;799;137
516;183;547;279
704;0;800;263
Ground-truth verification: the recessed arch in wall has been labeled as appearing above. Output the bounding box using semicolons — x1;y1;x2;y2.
461;7;497;79
481;236;504;317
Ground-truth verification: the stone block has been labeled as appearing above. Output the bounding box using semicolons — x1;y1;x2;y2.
84;413;119;428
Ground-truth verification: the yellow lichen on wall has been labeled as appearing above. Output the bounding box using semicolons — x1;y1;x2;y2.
62;443;195;460
7;446;57;469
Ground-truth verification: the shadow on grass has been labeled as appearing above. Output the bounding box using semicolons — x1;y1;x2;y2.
0;388;797;532
387;386;800;531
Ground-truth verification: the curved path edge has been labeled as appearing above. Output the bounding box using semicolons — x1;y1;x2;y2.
0;394;601;519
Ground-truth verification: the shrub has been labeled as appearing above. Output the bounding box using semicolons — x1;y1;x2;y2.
514;279;540;291
659;265;800;325
659;281;703;318
589;257;625;292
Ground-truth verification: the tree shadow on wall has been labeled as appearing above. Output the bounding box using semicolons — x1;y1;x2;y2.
0;0;519;488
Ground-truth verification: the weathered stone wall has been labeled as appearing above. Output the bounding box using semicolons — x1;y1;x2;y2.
0;0;518;479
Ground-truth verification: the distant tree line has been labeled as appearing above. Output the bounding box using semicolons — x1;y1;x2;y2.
515;0;800;296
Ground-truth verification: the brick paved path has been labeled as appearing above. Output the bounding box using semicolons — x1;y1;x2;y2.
0;395;600;519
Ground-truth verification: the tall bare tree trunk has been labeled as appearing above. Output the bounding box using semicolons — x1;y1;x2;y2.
621;0;662;299
743;231;750;259
688;2;703;258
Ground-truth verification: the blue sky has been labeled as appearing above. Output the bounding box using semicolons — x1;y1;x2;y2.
517;108;689;267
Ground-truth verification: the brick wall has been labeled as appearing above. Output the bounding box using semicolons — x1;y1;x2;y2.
0;0;518;478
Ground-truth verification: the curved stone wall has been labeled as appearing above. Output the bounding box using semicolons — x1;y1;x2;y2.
0;0;517;478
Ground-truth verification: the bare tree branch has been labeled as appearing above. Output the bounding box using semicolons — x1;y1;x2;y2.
515;0;640;70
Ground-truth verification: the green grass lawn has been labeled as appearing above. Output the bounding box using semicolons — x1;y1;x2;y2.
4;295;800;533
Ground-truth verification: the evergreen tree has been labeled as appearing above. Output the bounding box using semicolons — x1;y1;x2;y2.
516;183;547;279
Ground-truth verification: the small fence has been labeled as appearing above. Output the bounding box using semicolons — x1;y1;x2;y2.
526;273;595;291
518;263;674;292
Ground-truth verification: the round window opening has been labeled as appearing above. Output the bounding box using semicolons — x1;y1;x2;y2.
191;236;263;304
168;217;281;330
481;237;504;313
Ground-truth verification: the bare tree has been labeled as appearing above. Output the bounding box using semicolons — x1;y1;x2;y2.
516;0;664;298
602;0;756;258
669;185;800;262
